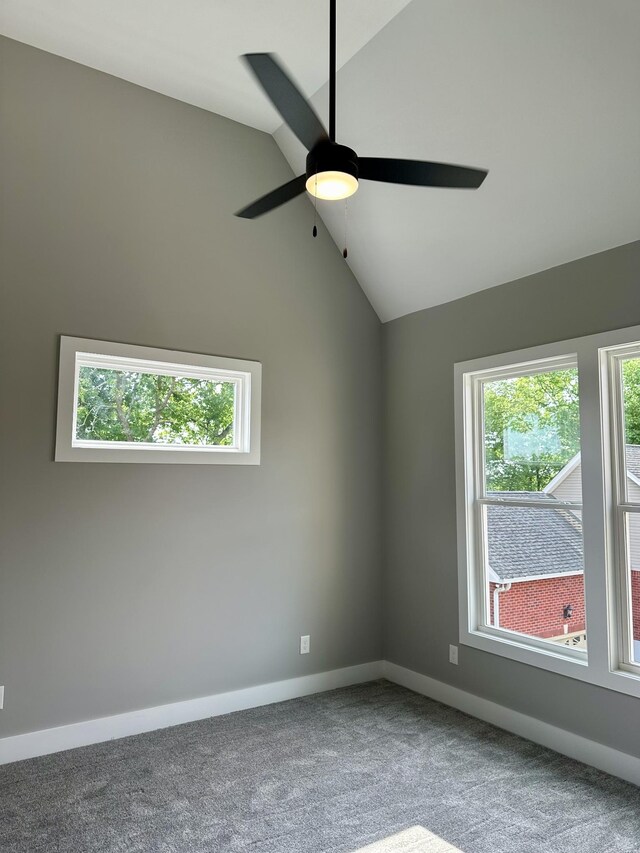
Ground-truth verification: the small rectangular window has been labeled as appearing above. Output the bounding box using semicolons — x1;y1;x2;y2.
461;356;587;659
56;337;261;464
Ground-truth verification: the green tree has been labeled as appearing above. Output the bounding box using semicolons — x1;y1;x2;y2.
484;360;640;492
484;369;580;492
623;359;640;445
75;367;235;446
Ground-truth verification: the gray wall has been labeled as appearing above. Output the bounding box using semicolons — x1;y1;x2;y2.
0;37;382;738
383;240;640;757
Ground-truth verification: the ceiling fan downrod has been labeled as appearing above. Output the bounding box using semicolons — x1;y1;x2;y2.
329;0;336;142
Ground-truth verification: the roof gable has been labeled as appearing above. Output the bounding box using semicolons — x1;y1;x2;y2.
545;446;640;497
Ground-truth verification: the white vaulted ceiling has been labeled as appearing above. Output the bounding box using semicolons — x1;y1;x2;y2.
0;0;411;132
2;0;639;321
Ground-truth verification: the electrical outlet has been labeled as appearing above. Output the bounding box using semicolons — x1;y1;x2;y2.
0;686;4;710
300;635;310;655
449;644;459;665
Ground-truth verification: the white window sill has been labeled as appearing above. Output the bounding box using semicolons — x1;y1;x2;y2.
461;627;640;700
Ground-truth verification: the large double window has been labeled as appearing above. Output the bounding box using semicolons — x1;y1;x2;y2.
455;326;640;697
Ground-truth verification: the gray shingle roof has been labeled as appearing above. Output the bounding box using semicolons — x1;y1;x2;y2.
484;445;640;583
487;493;583;582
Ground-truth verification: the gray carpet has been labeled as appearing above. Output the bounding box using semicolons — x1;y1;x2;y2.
1;680;639;853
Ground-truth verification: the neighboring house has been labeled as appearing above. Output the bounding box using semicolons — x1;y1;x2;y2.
488;446;640;656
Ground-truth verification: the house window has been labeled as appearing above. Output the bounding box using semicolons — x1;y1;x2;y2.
602;344;640;673
55;337;261;464
460;356;587;662
456;325;640;699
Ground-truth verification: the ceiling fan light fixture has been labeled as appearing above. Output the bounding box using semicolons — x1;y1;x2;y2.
305;141;359;201
306;170;358;200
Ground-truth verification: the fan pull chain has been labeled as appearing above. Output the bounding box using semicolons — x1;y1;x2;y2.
342;200;348;259
312;175;318;238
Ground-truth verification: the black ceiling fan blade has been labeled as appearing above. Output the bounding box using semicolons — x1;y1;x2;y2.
235;174;307;219
242;53;328;151
358;157;488;189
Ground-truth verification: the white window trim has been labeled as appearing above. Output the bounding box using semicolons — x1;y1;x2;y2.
454;323;640;701
55;336;261;464
601;341;640;678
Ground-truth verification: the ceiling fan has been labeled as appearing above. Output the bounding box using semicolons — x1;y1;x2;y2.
235;0;488;223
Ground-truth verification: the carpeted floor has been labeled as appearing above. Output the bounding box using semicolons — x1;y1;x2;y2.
1;680;639;853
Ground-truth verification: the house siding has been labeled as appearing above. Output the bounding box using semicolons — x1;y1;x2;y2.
549;465;583;504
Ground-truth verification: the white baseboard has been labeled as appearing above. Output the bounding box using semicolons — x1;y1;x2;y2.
383;660;640;787
3;659;638;787
0;660;384;766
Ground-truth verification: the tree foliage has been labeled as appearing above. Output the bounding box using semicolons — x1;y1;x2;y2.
484;369;580;492
622;359;640;445
485;360;640;492
76;367;235;446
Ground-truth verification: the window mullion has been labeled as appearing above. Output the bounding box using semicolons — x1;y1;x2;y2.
578;344;614;676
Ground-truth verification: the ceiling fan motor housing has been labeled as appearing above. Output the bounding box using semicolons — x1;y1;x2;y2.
306;141;358;183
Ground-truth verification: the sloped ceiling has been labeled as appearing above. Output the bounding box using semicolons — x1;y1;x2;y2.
0;0;411;132
2;0;639;321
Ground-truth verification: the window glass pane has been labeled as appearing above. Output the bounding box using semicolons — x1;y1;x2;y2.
484;503;586;649
75;366;236;447
621;358;640;504
482;367;581;496
624;512;640;664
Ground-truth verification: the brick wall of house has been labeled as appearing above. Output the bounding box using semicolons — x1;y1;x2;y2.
489;575;586;639
489;570;640;641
